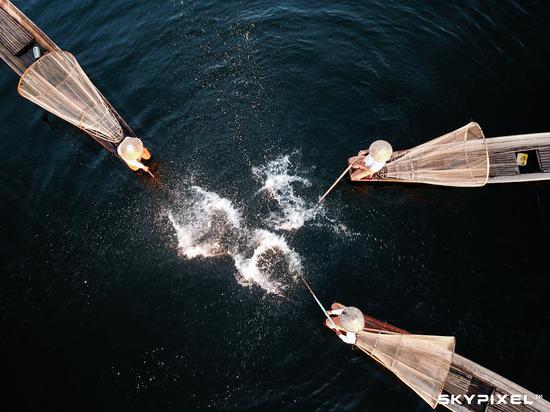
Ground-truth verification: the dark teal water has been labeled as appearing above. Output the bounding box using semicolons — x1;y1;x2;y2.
1;0;550;410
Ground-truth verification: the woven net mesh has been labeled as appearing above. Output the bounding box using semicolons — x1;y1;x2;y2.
380;122;489;187
356;332;455;409
18;51;123;143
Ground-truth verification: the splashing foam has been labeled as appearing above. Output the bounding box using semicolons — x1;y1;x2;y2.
253;155;320;230
168;187;300;295
234;230;302;294
253;155;357;237
168;187;242;258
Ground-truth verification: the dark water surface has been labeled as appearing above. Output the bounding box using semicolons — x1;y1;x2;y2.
1;0;550;410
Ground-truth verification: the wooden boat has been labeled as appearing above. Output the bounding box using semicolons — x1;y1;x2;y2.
0;0;146;163
348;122;550;186
328;303;549;411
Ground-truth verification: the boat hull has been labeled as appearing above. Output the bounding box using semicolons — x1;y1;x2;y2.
349;133;550;186
0;0;139;158
328;303;549;412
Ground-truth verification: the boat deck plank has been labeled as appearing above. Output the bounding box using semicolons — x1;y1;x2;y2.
0;7;33;55
488;151;520;178
538;147;550;173
449;354;547;412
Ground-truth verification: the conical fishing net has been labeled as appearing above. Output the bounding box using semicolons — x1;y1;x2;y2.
18;51;123;143
356;332;455;409
381;122;489;187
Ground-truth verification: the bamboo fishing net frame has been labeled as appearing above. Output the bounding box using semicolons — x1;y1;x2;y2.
380;122;490;187
355;331;456;409
17;50;123;144
327;303;455;409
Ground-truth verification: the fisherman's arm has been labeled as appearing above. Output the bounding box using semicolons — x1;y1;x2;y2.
327;308;344;315
349;156;369;170
336;330;356;345
125;159;149;172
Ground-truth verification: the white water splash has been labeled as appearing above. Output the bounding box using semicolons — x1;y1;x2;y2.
253;155;320;230
168;187;242;259
253;155;359;237
168;186;300;294
234;230;302;294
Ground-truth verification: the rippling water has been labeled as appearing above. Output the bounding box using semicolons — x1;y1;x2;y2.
1;0;550;410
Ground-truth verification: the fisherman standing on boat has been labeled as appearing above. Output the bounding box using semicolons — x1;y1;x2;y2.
324;302;459;410
325;303;365;344
117;136;151;172
350;140;393;180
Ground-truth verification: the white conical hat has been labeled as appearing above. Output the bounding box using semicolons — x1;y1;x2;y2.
118;137;144;161
369;140;393;162
340;306;365;333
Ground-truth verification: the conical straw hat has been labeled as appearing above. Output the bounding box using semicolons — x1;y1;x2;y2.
118;137;144;161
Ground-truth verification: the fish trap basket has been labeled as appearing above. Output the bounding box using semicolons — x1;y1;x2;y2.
356;331;456;409
18;50;123;143
381;122;489;187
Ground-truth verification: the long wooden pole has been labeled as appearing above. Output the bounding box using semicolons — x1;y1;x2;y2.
297;273;337;329
318;163;354;204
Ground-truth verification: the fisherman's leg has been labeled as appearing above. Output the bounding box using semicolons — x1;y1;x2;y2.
142;147;151;160
351;169;374;180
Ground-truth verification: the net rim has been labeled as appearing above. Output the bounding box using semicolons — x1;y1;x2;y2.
17;50;77;96
471;121;491;186
382;122;490;187
16;50;124;144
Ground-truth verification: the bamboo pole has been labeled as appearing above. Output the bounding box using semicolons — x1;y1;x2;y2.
297;273;337;329
318;163;354;204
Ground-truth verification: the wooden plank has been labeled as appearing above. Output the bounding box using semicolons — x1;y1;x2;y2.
488;151;520;177
538;148;550;172
443;362;495;412
488;172;550;184
451;355;549;411
0;35;25;74
0;7;33;55
0;0;59;52
445;365;473;395
485;133;550;153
